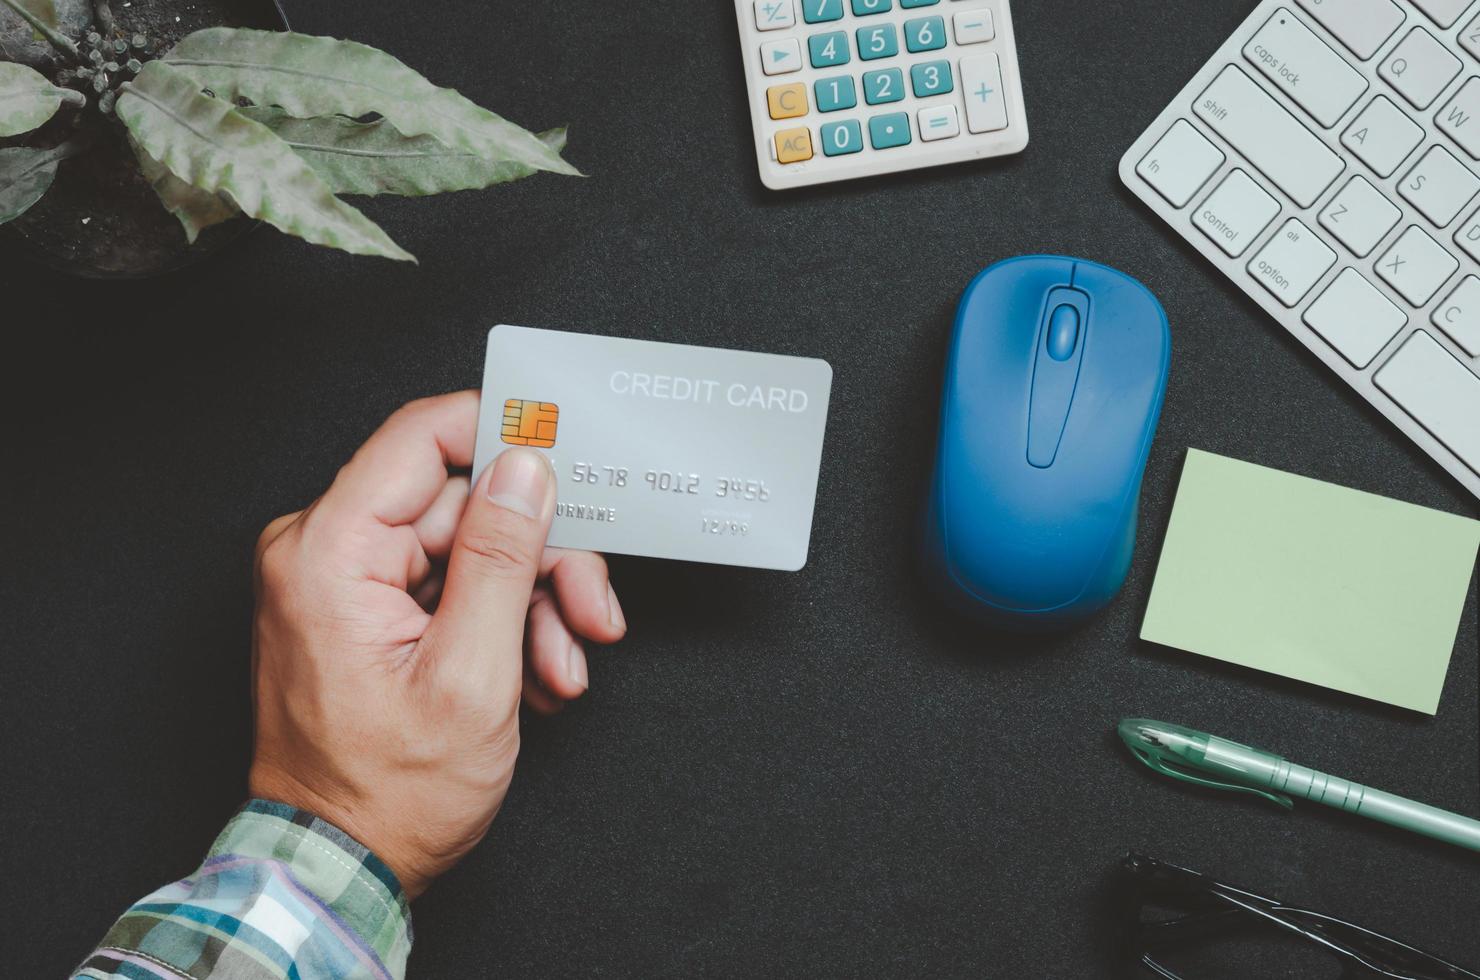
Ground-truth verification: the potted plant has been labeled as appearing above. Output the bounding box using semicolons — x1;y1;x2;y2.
1;0;575;277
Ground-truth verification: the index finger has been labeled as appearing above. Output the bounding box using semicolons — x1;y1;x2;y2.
319;390;481;526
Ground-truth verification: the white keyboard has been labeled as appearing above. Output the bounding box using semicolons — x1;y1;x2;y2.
734;0;1028;190
1120;0;1480;500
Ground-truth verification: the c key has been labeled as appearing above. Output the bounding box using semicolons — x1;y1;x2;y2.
767;83;809;119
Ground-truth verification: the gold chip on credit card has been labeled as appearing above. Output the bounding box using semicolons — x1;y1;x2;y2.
501;399;559;448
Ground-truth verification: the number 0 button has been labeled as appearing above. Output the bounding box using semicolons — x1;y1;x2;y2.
822;119;864;156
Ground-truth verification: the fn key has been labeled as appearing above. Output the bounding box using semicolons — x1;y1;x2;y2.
1137;120;1226;208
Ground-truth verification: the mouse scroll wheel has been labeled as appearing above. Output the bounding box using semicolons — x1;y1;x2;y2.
1046;304;1080;361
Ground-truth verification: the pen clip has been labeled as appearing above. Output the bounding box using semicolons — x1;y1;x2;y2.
1128;746;1295;810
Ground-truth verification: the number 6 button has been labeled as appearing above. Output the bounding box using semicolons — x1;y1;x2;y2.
905;16;946;52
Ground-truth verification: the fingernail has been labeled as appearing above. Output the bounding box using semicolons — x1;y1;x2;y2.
568;641;589;690
485;448;550;518
606;583;626;632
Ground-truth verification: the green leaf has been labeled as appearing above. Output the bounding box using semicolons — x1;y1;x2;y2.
0;138;78;224
127;132;240;243
165;28;578;177
0;61;82;137
117;61;414;262
239;106;567;197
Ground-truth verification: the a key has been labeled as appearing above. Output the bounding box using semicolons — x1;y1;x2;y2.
1399;146;1480;227
1195;66;1344;208
1320;176;1401;257
1136;119;1225;208
1295;0;1404;60
1380;29;1461;110
1436;78;1480;160
1243;9;1368;128
1376;225;1459;306
1341;96;1424;177
1248;218;1337;306
1374;331;1480;475
1303;267;1407;367
1194;169;1281;257
961;53;1008;133
1433;276;1480;355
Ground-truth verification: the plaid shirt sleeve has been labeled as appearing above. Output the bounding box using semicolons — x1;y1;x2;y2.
72;800;413;980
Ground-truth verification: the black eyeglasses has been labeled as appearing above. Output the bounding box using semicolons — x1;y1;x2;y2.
1117;853;1479;980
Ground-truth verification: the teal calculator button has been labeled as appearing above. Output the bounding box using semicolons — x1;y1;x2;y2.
899;0;940;6
815;75;857;112
868;111;912;149
821;119;864;156
863;68;904;105
910;59;953;97
904;15;947;52
808;30;850;67
801;0;844;22
856;24;898;60
850;0;892;14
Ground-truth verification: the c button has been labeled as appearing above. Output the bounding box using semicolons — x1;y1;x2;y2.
767;83;809;120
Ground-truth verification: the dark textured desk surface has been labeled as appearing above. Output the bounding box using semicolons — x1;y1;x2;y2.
4;0;1478;976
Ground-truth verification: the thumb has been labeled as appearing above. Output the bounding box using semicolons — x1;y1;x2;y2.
428;447;556;670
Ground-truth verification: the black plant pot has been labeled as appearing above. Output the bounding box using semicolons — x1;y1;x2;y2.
1;0;289;279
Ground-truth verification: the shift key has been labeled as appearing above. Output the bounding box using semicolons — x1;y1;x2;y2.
1244;9;1367;128
1195;65;1344;207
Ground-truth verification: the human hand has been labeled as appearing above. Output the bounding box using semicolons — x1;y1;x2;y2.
247;391;626;898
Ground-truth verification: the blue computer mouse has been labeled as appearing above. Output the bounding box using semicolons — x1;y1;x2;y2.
921;256;1171;631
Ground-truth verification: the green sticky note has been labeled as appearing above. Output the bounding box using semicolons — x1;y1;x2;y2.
1142;450;1480;714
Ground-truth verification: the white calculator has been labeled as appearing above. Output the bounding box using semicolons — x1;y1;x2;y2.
734;0;1029;190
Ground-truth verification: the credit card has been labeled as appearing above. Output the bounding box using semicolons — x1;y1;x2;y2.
472;325;833;571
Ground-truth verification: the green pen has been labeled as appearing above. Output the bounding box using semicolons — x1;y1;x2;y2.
1118;718;1480;853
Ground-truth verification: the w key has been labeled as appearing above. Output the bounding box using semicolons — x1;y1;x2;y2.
1244;9;1367;127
